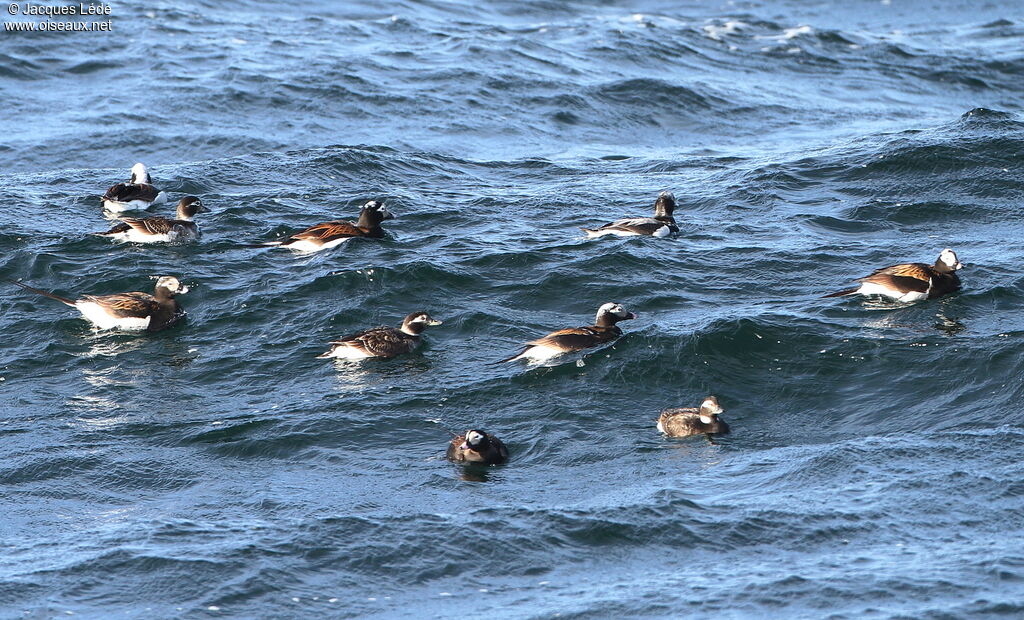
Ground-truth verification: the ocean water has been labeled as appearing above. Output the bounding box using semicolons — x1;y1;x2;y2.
2;0;1024;617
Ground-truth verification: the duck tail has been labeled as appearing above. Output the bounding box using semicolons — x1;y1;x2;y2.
93;222;131;236
239;240;284;249
487;347;529;365
315;346;338;359
822;287;859;298
6;279;77;306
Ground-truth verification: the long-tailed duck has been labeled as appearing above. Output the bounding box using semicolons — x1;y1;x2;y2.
95;197;208;243
493;302;636;364
9;276;188;332
581;191;679;238
657;396;731;438
317;311;442;360
824;249;963;302
101;163;168;212
259;200;394;252
446;429;509;465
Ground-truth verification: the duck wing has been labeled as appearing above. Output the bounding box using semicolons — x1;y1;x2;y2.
287;220;362;244
103;183;160;203
860;262;932;293
82;292;158;318
338;326;417;358
528;326;620;351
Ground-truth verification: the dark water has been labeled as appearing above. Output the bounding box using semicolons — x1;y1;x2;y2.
2;0;1024;617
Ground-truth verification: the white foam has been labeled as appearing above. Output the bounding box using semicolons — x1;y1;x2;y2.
783;25;812;39
702;20;746;41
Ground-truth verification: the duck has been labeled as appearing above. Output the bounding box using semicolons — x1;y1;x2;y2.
258;200;394;252
446;429;509;465
492;302;636;364
8;276;189;332
95;197;208;243
657;396;730;438
581;191;679;238
101;163;168;212
317;311;442;360
823;248;962;302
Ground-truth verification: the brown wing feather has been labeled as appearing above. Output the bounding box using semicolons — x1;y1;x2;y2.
122;217;174;235
103;183;159;202
867;263;931;281
84;292;158;318
529;326;619;350
597;217;666;235
446;435;467;461
348;327;417;358
290;221;362;243
861;273;931;294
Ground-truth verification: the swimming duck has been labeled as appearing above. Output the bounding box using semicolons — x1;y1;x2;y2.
493;302;636;364
101;163;168;212
581;191;679;238
446;429;509;465
657;396;730;438
259;200;394;252
317;311;442;360
8;276;188;332
95;197;208;243
824;248;962;302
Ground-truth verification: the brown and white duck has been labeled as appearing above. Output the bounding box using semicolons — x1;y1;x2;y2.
96;197;208;243
446;429;509;465
657;396;730;438
8;276;189;332
582;191;679;238
317;311;442;360
493;302;636;364
823;248;962;302
101;163;168;213
259;200;394;252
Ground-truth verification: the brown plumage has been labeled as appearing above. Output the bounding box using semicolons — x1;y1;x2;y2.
493;302;636;364
446;429;509;465
657;396;730;438
824;249;963;301
102;182;161;204
318;311;443;360
261;200;394;251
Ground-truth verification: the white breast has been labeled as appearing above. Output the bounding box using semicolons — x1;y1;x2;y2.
324;343;374;360
521;344;567;363
128;229;173;243
103;199;150;213
856;281;929;302
75;302;151;330
584;228;643;238
285;237;351;253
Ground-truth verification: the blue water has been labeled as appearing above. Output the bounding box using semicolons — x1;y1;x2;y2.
2;0;1024;618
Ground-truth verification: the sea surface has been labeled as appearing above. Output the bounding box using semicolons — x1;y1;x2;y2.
2;0;1024;618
